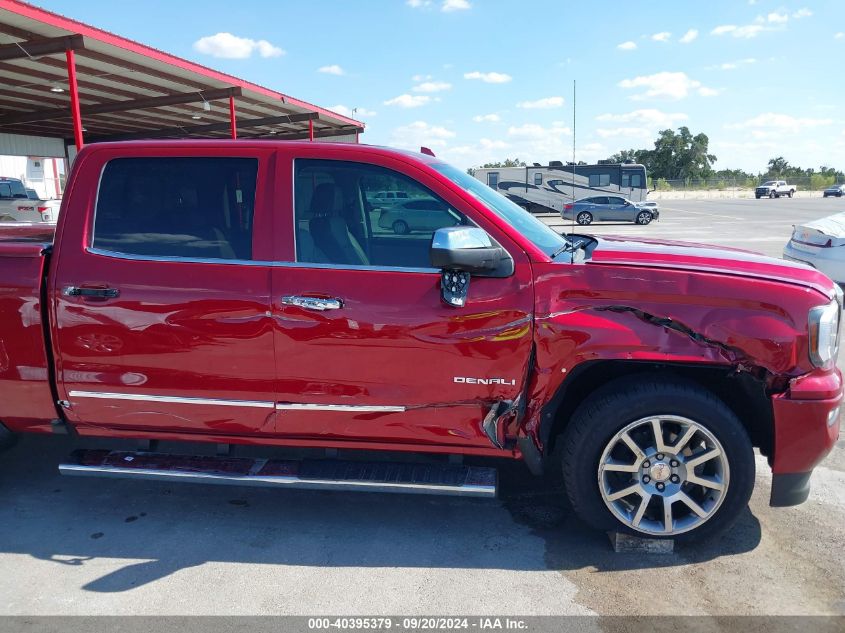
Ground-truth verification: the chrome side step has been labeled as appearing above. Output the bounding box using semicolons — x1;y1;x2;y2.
58;450;497;498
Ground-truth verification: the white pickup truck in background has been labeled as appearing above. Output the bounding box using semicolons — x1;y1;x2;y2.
755;180;797;199
0;176;61;223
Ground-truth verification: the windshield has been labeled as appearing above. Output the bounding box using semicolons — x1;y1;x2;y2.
432;163;568;257
762;181;777;186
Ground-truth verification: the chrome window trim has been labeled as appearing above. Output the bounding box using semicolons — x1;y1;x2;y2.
69;390;407;413
85;246;439;274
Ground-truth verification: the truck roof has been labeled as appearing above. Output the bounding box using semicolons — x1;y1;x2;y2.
77;140;444;166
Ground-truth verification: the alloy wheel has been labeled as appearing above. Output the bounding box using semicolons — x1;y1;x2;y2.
598;415;730;536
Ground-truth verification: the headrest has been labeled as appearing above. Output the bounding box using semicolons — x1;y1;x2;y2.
310;183;337;216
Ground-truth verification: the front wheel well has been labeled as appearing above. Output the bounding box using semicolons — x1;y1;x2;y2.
540;361;774;460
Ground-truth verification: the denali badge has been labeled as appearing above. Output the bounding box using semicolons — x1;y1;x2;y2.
454;377;516;386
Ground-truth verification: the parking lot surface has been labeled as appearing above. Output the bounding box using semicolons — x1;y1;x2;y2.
2;197;844;616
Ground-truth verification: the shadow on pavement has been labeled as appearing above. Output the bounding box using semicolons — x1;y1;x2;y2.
0;434;761;593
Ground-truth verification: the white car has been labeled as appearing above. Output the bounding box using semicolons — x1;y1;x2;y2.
783;212;845;283
0;177;61;223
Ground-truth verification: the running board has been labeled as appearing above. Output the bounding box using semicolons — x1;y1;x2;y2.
58;450;497;498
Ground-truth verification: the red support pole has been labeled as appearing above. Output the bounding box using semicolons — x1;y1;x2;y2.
229;94;237;139
65;48;84;150
308;118;314;141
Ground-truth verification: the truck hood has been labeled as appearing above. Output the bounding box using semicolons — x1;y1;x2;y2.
586;234;836;298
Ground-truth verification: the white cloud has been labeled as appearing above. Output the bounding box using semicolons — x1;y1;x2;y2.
595;109;688;128
390;121;456;150
406;0;432;7
328;105;377;118
442;0;471;11
766;12;789;24
464;70;512;83
711;57;757;70
318;64;344;76
517;96;565;109
697;86;720;97
727;112;833;133
679;29;698;43
413;81;452;93
193;32;284;59
651;31;671;42
711;23;767;38
836;32;845;39
792;8;812;18
384;94;432;108
412;74;433;82
618;72;716;100
617;41;637;50
596;127;653;139
508;122;571;139
473;114;501;122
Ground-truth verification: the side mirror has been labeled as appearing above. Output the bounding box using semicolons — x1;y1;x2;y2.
430;227;514;307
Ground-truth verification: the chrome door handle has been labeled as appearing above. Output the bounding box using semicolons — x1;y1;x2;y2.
63;286;120;298
281;296;344;311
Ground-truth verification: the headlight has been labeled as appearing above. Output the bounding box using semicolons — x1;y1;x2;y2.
808;297;841;368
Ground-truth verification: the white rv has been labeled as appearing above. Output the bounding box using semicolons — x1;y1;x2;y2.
473;161;648;214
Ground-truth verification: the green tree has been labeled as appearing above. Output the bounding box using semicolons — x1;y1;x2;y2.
639;127;717;180
466;158;527;176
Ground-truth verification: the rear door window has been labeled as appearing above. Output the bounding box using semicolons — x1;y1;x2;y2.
93;157;258;261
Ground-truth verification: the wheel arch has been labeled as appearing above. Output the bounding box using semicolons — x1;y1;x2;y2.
539;360;774;462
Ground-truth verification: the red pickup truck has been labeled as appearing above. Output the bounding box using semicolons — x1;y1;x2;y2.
0;141;841;542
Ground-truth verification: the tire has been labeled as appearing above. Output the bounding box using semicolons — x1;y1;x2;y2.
788;190;794;198
755;195;761;199
635;211;653;225
576;211;593;226
0;423;16;451
769;191;776;199
392;220;410;235
559;376;755;542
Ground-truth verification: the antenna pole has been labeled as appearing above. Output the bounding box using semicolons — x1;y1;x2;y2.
570;79;576;239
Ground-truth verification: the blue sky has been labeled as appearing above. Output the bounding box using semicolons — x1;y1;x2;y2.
38;0;845;172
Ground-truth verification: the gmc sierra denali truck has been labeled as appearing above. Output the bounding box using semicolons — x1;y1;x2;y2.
0;141;841;542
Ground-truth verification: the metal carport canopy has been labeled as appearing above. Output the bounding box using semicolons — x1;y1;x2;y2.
0;0;364;151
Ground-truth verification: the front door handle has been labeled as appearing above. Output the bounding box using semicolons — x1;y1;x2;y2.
281;295;343;311
63;286;120;298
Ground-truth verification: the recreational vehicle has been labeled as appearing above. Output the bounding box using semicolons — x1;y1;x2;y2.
473;161;648;214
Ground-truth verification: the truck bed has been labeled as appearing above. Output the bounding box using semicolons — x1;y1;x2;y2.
0;240;59;433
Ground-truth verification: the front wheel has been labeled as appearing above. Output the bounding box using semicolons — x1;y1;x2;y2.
576;211;593;225
635;211;653;225
392;220;410;235
769;191;776;199
559;377;754;542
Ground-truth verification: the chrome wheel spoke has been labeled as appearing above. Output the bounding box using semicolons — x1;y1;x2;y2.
672;425;698;453
687;473;725;491
632;493;652;527
677;491;708;518
662;497;674;533
686;447;721;469
606;483;641;502
650;419;668;453
603;460;640;473
619;431;644;458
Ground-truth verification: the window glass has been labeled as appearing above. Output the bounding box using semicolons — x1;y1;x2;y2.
608;197;625;205
487;172;499;188
534;173;543;185
588;173;611;188
631;173;643;188
592;197;609;205
0;179;27;198
295;159;468;269
622;173;630;188
93;157;257;260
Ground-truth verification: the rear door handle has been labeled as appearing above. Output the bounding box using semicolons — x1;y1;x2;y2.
281;295;343;311
63;286;120;298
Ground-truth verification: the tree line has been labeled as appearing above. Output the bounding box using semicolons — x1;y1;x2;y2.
469;127;844;188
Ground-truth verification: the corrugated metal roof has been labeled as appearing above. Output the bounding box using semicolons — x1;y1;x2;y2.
0;0;364;143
